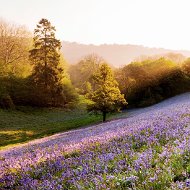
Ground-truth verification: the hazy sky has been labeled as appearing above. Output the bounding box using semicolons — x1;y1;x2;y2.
0;0;190;50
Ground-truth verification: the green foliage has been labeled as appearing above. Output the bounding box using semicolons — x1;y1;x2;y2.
116;58;190;107
182;57;190;76
88;63;127;121
0;76;14;109
69;54;103;94
29;18;78;107
0;94;15;109
59;78;79;108
0;19;32;109
0;19;32;77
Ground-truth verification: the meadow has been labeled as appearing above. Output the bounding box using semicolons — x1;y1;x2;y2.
0;96;129;150
0;104;103;150
0;93;190;189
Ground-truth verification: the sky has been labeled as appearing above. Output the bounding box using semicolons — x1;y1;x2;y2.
0;0;190;50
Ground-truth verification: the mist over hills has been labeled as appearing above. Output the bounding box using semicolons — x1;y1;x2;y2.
61;41;190;67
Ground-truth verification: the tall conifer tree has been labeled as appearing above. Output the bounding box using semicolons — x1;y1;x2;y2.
29;18;66;106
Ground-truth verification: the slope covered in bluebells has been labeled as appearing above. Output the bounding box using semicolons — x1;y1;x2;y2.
0;93;190;190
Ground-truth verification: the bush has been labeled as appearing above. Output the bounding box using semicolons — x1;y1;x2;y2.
116;58;190;108
0;94;15;109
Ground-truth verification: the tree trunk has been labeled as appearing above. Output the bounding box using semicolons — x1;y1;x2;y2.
103;111;106;122
44;29;48;89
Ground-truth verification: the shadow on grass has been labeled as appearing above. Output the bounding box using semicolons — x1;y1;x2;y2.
0;108;103;149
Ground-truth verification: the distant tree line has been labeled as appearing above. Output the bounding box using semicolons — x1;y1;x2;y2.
115;58;190;107
69;54;190;108
0;18;190;121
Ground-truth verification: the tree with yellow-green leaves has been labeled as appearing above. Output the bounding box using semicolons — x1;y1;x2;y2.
88;63;127;122
183;58;190;76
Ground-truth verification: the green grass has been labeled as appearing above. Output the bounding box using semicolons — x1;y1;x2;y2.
0;108;104;150
0;96;129;150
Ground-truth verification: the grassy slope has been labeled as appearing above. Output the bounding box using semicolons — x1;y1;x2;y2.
0;108;104;150
0;96;128;150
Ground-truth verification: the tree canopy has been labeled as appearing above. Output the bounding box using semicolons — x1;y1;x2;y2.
88;63;127;121
29;18;78;107
115;58;190;107
182;58;190;76
69;54;104;94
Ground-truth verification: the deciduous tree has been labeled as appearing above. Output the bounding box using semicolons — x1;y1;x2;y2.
88;63;127;122
0;19;31;77
69;54;103;94
183;58;190;76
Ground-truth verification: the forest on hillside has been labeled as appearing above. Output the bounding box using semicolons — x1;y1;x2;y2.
0;18;190;116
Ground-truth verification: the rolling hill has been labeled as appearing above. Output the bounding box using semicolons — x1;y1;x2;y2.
1;93;190;189
61;41;190;67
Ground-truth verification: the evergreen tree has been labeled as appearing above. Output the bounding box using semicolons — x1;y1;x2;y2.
29;18;69;106
88;63;127;122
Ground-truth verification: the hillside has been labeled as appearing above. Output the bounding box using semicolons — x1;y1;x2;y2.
1;92;189;155
1;93;190;189
61;41;190;67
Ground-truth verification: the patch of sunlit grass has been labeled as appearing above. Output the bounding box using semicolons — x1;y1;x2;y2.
0;96;128;149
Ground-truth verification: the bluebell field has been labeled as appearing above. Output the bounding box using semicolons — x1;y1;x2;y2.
0;94;190;190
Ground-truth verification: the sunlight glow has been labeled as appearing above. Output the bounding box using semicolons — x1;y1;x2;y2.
0;0;190;50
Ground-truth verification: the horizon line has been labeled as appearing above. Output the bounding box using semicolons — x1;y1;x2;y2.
62;40;190;52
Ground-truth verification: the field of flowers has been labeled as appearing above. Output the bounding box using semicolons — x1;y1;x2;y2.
0;93;190;190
